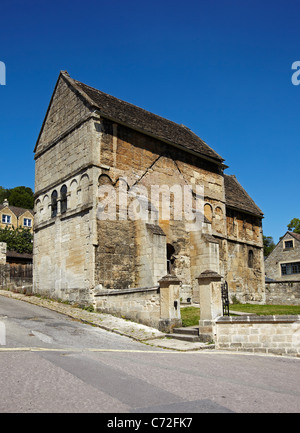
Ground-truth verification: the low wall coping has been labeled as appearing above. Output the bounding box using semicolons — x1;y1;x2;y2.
95;285;160;297
216;315;300;324
265;280;300;284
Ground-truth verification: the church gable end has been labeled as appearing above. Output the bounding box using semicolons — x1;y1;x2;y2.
34;72;92;156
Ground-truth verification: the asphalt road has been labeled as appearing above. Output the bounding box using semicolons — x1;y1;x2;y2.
0;295;300;414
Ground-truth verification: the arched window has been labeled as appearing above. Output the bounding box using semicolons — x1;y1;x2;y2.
51;190;58;218
248;250;254;268
60;185;67;214
204;203;213;223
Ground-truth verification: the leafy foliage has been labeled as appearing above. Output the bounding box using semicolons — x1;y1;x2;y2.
0;226;33;253
0;186;34;209
263;235;275;257
287;218;300;234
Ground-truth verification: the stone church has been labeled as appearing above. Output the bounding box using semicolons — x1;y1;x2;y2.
33;71;265;327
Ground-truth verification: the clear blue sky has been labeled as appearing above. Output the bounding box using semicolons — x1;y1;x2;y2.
0;0;299;242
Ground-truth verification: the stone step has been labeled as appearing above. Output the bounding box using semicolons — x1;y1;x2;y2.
171;333;203;342
171;326;213;343
172;327;199;336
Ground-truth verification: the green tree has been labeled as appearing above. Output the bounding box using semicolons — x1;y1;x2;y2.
263;235;275;257
0;186;34;209
287;218;300;234
0;186;9;204
0;226;33;253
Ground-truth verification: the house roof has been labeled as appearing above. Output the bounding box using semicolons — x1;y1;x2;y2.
0;204;34;218
224;174;263;217
265;231;300;262
6;250;33;260
52;71;224;164
287;231;300;242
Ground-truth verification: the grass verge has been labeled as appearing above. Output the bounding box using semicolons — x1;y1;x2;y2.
181;304;300;327
229;303;300;316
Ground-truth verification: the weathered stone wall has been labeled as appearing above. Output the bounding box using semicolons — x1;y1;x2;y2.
95;275;181;332
93;118;265;303
95;120;225;300
95;219;136;290
0;243;6;265
265;280;300;305
0;263;32;293
221;208;265;303
215;315;300;357
0;243;32;292
34;74;102;305
0;264;10;288
95;287;161;329
265;233;300;281
33;164;98;305
36;76;91;155
225;241;265;303
135;222;167;288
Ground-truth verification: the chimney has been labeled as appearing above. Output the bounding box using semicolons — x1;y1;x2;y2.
3;199;8;207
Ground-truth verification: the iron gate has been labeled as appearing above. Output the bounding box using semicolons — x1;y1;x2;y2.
221;280;230;316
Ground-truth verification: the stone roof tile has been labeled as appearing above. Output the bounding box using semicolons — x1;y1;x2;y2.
224;174;263;217
0;204;34;217
62;72;224;163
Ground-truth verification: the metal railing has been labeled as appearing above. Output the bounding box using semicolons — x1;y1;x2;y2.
221;280;230;316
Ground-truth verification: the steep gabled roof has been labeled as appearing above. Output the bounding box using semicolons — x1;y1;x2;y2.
224;174;263;217
43;71;224;163
287;231;300;242
0;204;34;217
265;231;300;262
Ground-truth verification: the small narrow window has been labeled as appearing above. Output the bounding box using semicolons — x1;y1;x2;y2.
51;190;58;218
23;218;32;227
248;250;254;268
2;214;11;224
284;240;293;249
60;185;67;214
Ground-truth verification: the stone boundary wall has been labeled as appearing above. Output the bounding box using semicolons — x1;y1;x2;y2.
95;286;161;329
214;315;300;357
265;280;300;305
0;263;33;294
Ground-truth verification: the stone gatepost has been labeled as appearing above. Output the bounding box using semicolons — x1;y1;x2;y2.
0;243;7;265
196;270;223;342
158;274;182;333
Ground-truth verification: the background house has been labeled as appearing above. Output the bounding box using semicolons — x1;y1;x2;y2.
0;242;33;292
0;199;34;232
265;231;300;281
0;200;33;291
264;231;300;305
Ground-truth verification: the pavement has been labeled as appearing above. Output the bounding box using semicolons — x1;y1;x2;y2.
0;289;214;352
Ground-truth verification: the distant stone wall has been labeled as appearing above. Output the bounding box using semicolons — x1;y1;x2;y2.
0;263;33;293
215;315;300;357
265;280;300;305
0;243;6;265
0;264;9;288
